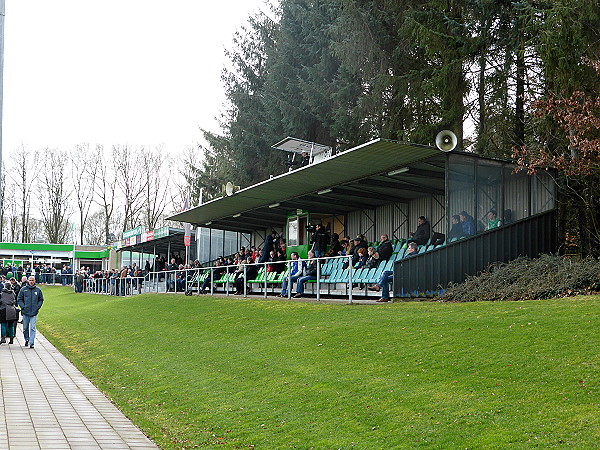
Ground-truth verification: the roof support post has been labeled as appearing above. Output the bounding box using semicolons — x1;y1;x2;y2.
348;255;353;304
243;265;247;298
263;261;268;298
226;265;230;297
287;260;292;300
316;256;321;302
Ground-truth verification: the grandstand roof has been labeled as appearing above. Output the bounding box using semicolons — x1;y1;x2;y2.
169;139;447;233
115;227;194;257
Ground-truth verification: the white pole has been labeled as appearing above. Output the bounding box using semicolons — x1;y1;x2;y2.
0;0;5;219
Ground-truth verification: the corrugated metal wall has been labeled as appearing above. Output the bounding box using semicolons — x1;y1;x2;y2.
345;196;446;243
346;209;376;242
409;195;446;235
376;203;409;241
532;171;556;215
504;169;529;222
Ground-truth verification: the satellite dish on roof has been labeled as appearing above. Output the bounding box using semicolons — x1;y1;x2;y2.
435;130;457;152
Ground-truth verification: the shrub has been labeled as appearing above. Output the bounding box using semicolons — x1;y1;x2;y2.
439;254;600;302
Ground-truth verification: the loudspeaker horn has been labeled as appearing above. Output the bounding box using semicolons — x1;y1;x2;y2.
435;130;457;152
225;181;235;196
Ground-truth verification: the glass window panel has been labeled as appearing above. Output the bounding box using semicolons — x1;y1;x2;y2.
503;166;529;222
210;229;224;261
196;227;212;263
241;233;251;248
288;218;298;246
223;231;238;257
476;160;503;232
532;170;556;214
447;155;475;237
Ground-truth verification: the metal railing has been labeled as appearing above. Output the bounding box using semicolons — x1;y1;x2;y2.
75;254;368;303
13;273;76;285
72;250;460;302
78;277;145;297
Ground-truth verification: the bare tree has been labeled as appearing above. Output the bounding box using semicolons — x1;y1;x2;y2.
113;145;148;233
163;146;198;229
84;210;121;245
38;150;72;243
27;218;46;243
7;145;38;242
140;146;170;230
71;144;99;244
93;149;119;244
180;146;202;206
5;182;19;242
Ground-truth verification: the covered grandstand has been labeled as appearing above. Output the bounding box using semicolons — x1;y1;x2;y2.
159;138;558;298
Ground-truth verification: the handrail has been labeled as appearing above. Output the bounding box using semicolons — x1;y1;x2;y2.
75;253;383;303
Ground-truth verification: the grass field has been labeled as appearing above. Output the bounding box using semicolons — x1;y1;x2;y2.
38;287;599;449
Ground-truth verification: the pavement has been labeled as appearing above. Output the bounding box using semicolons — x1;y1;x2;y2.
0;325;159;450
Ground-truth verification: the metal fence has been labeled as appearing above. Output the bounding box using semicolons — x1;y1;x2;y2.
76;255;364;303
79;277;145;296
12;273;75;285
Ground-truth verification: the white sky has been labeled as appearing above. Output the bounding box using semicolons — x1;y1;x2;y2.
2;0;269;157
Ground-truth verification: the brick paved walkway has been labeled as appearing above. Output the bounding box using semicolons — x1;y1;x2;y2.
0;325;159;450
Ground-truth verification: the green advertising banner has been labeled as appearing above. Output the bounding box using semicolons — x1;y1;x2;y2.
123;226;142;239
154;227;170;239
3;260;22;267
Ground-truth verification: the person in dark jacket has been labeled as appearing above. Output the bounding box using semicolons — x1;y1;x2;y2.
9;276;21;297
326;233;342;257
310;223;330;258
293;250;320;298
234;258;259;295
377;234;393;261
353;247;368;268
447;215;465;240
364;247;380;269
459;211;476;236
346;235;368;268
408;216;431;246
258;230;279;263
0;282;19;344
16;276;44;348
199;258;226;294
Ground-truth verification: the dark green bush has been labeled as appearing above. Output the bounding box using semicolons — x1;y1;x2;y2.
439;254;600;302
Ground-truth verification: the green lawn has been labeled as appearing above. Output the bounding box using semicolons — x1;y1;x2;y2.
38;287;599;449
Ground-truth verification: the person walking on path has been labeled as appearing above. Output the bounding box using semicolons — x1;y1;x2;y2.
0;282;19;344
17;275;44;349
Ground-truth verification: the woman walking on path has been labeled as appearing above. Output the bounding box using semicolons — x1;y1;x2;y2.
17;276;44;349
0;282;19;344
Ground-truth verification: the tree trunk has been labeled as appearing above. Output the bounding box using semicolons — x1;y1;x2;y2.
514;32;525;148
477;51;486;154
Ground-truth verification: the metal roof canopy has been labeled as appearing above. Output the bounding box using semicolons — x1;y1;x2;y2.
118;228;195;258
169;139;447;233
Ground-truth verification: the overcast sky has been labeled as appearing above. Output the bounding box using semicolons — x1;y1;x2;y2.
2;0;270;157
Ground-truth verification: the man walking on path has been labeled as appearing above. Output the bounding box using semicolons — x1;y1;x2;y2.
17;275;44;348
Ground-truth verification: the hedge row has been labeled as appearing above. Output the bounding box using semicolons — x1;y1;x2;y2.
439;254;600;302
